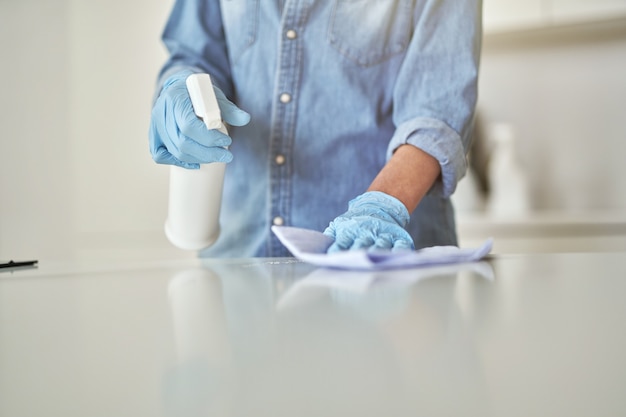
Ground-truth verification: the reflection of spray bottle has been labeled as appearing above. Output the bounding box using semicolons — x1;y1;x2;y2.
165;268;232;417
165;74;227;250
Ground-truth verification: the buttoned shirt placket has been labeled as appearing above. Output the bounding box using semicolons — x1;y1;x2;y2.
268;1;310;256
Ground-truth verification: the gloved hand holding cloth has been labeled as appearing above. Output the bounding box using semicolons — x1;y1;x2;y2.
323;191;415;253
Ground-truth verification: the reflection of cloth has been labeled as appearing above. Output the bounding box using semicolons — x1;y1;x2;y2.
271;261;494;416
158;0;482;256
277;256;494;322
273;226;493;271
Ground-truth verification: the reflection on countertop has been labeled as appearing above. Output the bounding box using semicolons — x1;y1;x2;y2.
1;253;625;416
166;261;494;417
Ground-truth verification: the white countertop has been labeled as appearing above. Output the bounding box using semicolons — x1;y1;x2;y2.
1;253;625;416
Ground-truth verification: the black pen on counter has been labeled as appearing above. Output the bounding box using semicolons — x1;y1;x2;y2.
0;260;38;269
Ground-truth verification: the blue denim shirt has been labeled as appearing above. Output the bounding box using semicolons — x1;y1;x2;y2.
157;0;482;257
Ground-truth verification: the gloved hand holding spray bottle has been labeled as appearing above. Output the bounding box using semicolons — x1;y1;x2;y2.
149;71;250;250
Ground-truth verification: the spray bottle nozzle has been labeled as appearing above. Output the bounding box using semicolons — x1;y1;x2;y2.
185;74;226;133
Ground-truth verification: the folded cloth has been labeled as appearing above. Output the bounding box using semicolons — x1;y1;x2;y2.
272;226;493;271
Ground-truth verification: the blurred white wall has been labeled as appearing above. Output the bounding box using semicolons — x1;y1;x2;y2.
1;1;625;261
477;22;626;212
0;0;189;261
0;0;73;261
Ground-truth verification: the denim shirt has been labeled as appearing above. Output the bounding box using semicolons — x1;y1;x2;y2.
157;0;482;257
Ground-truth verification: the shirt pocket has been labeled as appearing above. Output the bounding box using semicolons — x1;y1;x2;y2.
328;0;413;67
220;0;259;63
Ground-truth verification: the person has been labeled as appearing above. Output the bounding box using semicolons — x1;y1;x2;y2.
149;1;482;257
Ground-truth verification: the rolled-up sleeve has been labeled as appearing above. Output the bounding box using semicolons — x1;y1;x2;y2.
388;0;482;197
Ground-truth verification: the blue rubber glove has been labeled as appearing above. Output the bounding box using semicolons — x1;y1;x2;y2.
149;70;251;169
323;191;415;253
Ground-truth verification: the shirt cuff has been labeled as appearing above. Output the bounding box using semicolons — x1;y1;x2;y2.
387;117;467;198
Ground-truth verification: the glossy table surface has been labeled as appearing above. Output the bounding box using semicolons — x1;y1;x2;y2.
1;252;625;417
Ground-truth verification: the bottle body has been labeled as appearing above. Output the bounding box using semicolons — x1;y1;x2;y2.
164;73;229;251
165;162;226;250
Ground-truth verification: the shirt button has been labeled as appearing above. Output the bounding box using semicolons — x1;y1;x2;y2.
285;29;297;40
273;216;285;226
275;154;286;165
279;93;291;104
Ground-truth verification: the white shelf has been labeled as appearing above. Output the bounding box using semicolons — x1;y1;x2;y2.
457;211;626;254
484;0;626;35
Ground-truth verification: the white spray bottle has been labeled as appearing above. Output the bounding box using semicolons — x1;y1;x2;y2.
165;74;227;250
